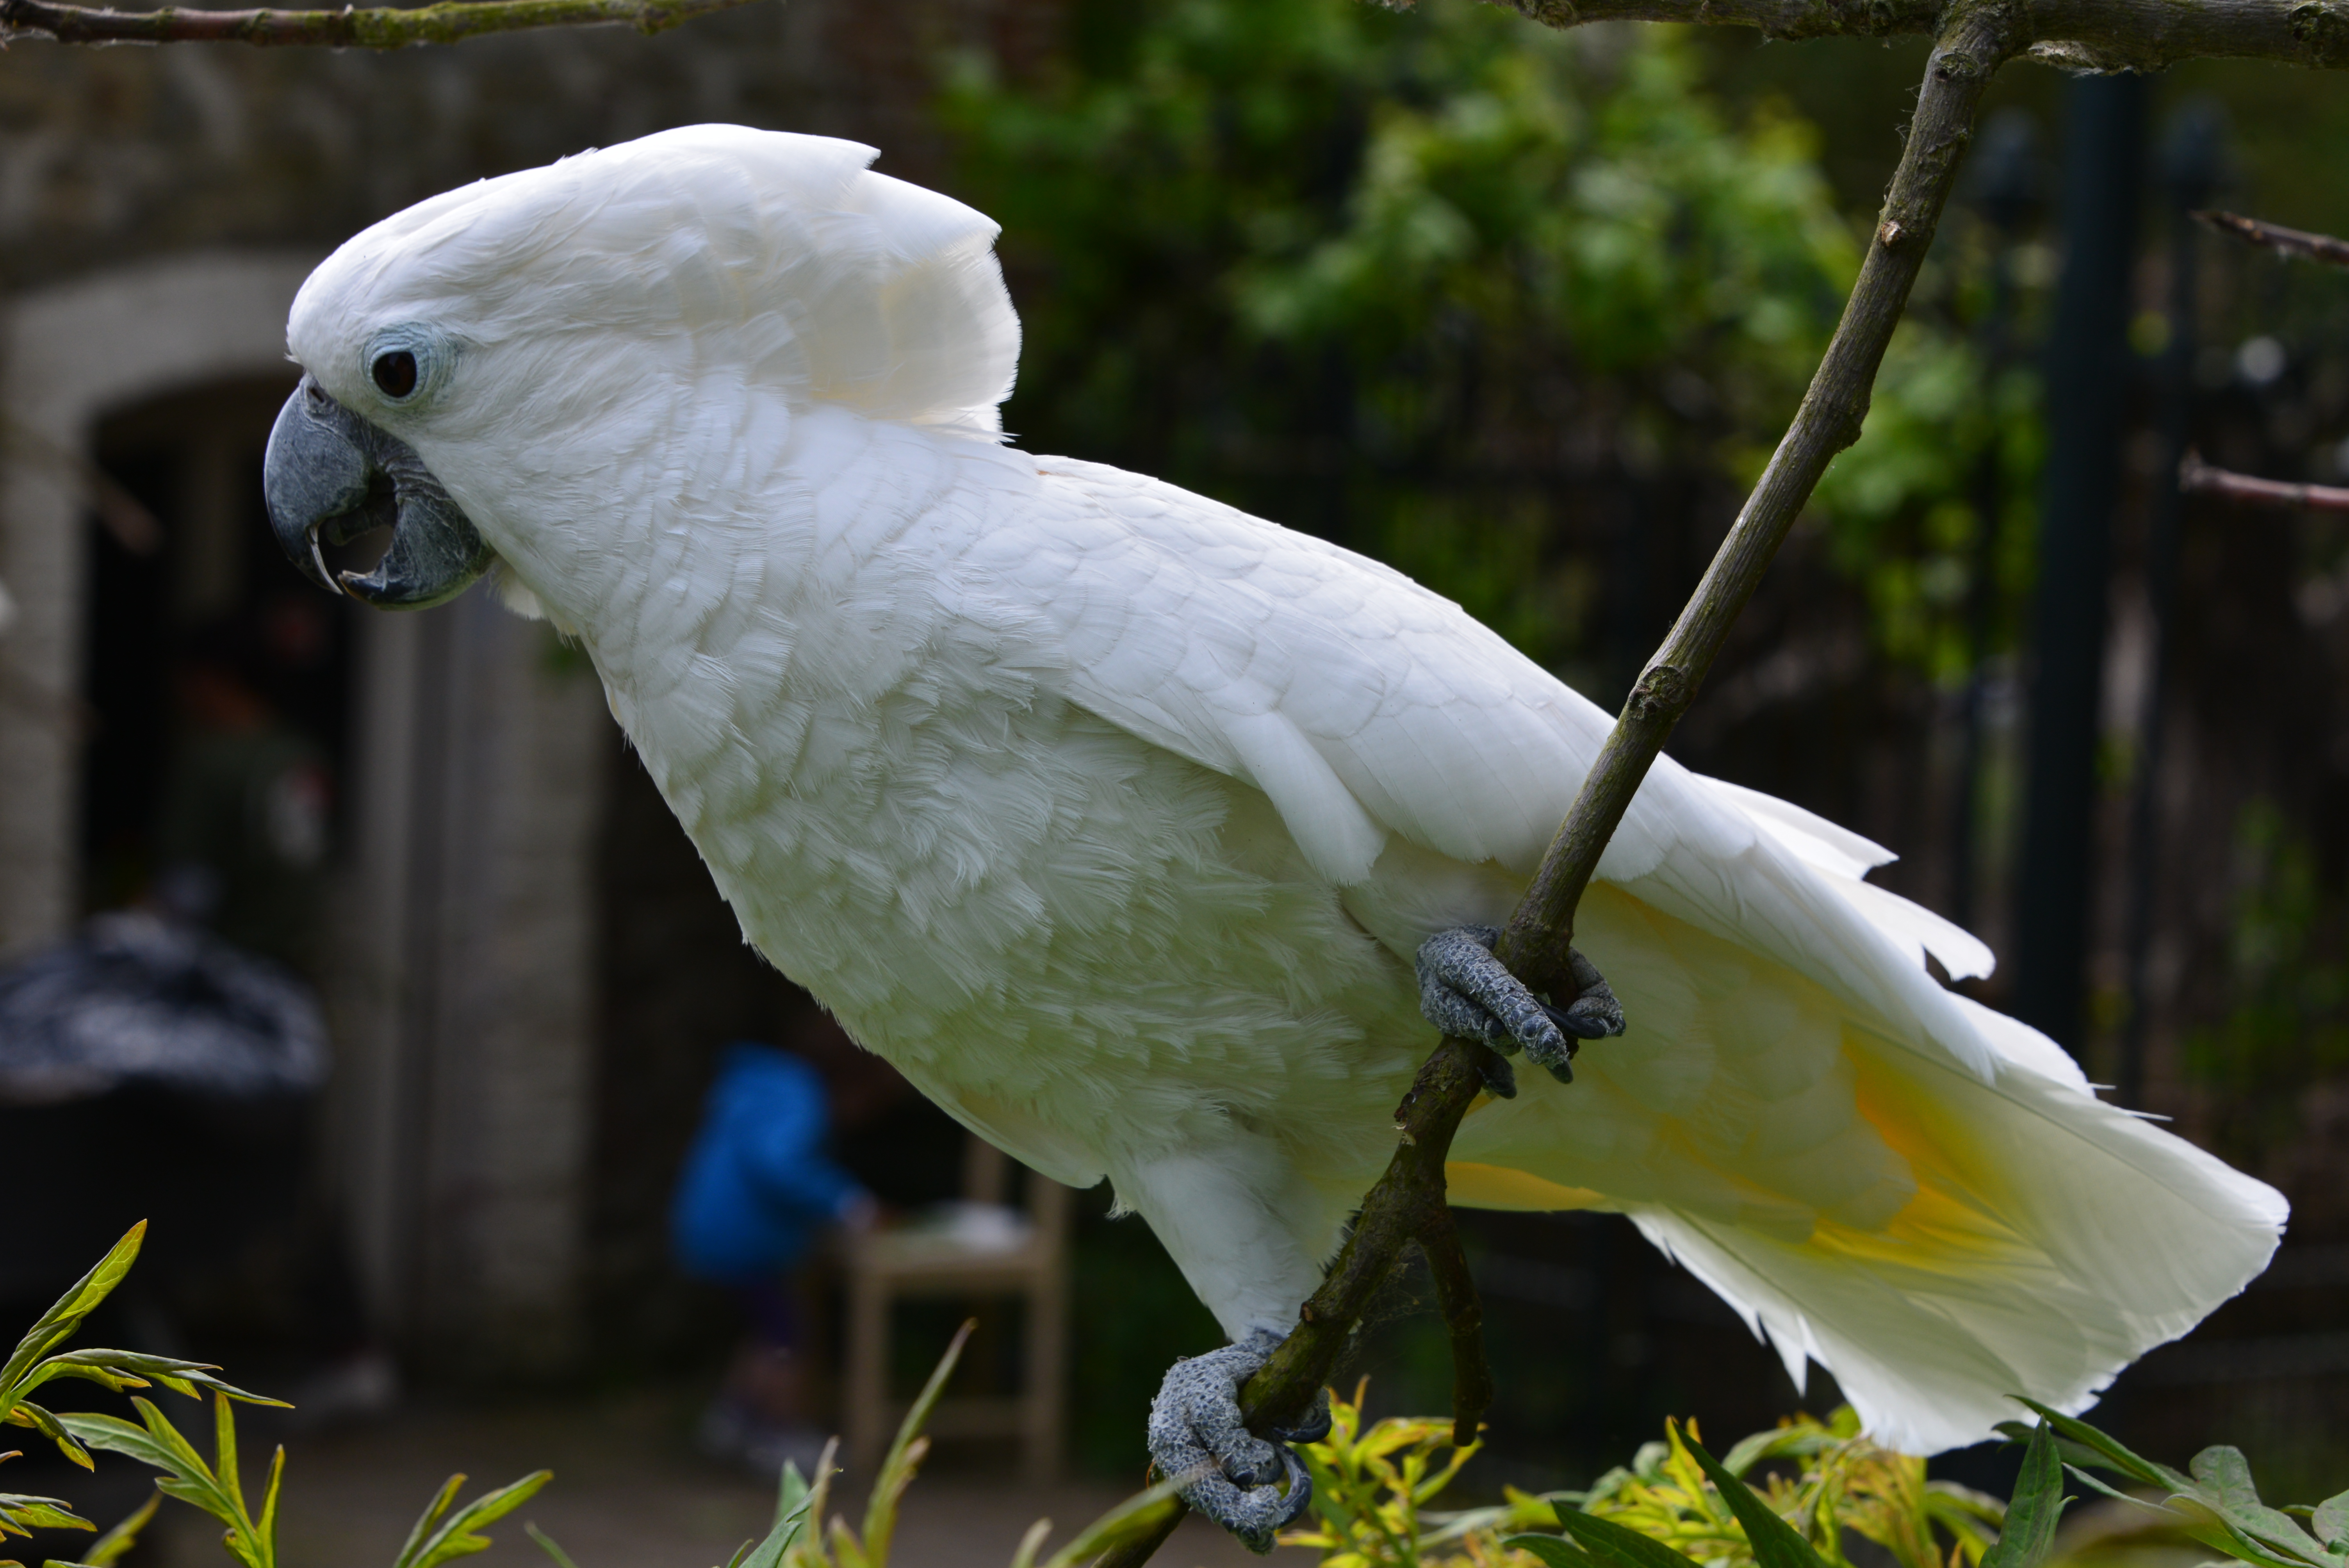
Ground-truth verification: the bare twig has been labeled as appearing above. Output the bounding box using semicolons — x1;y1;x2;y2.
2192;209;2349;268
2180;450;2349;511
1094;10;2019;1566
0;0;755;47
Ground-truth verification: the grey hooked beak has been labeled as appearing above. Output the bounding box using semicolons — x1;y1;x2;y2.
264;375;494;609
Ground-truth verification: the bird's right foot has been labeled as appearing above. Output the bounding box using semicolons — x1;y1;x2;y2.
1146;1331;1321;1552
1415;925;1625;1083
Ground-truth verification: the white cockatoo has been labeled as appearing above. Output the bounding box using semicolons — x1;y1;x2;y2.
263;126;2283;1543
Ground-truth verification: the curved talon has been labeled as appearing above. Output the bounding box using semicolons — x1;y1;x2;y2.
1415;926;1625;1086
1147;1331;1318;1552
1271;1386;1333;1445
1181;1445;1314;1552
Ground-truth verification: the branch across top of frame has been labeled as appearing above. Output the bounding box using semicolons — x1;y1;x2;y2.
1496;0;2349;74
0;0;759;47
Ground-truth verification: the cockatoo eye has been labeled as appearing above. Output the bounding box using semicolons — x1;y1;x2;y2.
358;323;454;407
372;350;419;399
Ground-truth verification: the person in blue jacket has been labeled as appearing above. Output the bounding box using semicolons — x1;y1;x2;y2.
673;1040;877;1472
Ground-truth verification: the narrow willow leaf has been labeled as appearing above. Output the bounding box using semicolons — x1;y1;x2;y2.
1994;1423;2113;1478
41;1353;283;1409
1554;1504;1717;1568
393;1476;467;1568
397;1472;553;1568
8;1408;90;1472
71;1492;157;1568
1505;1534;1607;1568
52;1413;175;1475
1036;1475;1189;1568
212;1396;244;1521
526;1522;584;1568
1981;1423;2067;1568
740;1462;817;1568
1685;1434;1834;1568
1006;1517;1053;1568
2012;1401;2188;1494
862;1321;973;1568
0;1496;91;1534
0;1228;145;1402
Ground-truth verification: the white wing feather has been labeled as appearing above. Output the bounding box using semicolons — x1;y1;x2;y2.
957;450;2283;1452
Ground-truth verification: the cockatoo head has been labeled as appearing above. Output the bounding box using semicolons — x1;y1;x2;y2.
264;125;1020;611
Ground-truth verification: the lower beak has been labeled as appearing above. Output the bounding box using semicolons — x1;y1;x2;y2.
263;376;494;609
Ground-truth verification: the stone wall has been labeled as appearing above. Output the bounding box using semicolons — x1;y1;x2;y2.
0;0;1054;1376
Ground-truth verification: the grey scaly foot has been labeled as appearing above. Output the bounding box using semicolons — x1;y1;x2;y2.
1147;1330;1321;1552
1415;925;1626;1084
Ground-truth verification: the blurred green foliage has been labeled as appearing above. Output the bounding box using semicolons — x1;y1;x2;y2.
941;0;2042;685
2186;801;2349;1144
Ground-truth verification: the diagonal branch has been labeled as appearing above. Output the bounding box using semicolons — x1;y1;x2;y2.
2193;209;2349;268
1095;9;2020;1565
0;0;755;47
2180;451;2349;511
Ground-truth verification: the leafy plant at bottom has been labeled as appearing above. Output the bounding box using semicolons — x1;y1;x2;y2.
0;1220;280;1568
1998;1399;2349;1568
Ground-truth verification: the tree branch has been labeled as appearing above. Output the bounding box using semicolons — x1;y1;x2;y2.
2194;209;2349;268
0;0;754;47
1492;0;2349;73
2180;451;2349;511
1095;10;2019;1566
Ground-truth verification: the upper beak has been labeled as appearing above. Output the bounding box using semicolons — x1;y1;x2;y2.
263;375;495;609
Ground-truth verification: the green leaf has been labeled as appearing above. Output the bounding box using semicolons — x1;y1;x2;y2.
526;1523;584;1568
392;1472;553;1568
1504;1534;1607;1568
52;1412;177;1475
736;1461;816;1568
1553;1504;1714;1568
1036;1473;1191;1568
70;1490;157;1568
0;1495;92;1537
1981;1423;2068;1568
6;1408;90;1472
1684;1434;1834;1568
2012;1401;2190;1493
1992;1422;2113;1477
32;1352;283;1409
2186;1448;2329;1563
2311;1492;2348;1550
860;1320;974;1568
0;1228;144;1407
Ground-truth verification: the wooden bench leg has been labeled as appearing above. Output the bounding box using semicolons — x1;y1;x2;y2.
845;1265;887;1477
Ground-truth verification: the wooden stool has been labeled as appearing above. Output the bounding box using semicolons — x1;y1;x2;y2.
841;1137;1069;1481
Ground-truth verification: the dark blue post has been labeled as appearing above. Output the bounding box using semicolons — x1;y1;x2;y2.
2012;75;2146;1056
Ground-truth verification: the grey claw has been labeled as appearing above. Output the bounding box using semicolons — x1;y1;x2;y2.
1474;1049;1519;1099
1271;1387;1332;1445
1147;1332;1317;1552
1416;927;1624;1082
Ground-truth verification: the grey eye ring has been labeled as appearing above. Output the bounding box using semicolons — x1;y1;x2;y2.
359;324;454;406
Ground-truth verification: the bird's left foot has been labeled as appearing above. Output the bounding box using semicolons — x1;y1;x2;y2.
1147;1330;1325;1552
1416;926;1625;1084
